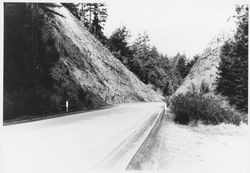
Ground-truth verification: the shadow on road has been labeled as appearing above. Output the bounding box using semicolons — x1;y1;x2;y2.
3;105;114;126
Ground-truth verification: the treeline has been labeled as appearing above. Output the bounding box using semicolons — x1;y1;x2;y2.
62;3;108;44
4;3;68;120
216;5;248;113
107;28;198;95
170;5;248;126
2;3;198;121
63;3;198;95
64;3;248;121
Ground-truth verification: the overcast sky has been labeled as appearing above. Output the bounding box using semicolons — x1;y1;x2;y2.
103;0;247;58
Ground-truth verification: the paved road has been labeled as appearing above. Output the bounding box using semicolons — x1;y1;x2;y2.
2;102;165;173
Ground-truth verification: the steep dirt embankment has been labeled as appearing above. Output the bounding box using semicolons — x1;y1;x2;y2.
174;32;234;95
44;4;161;104
4;4;161;120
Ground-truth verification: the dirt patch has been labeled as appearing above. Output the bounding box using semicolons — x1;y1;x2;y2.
128;112;248;172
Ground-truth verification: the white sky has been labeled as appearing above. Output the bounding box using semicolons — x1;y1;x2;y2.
102;0;248;58
2;0;246;58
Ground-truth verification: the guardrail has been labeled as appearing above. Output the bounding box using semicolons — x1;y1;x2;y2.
94;103;166;170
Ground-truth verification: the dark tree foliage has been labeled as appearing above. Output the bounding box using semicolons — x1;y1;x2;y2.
175;53;189;79
39;3;64;17
4;3;64;120
108;27;131;55
170;88;241;125
90;11;107;44
107;26;134;67
62;3;108;45
78;3;108;44
130;33;153;83
107;32;181;96
61;3;80;19
200;81;210;94
216;5;248;113
186;55;199;74
79;3;107;28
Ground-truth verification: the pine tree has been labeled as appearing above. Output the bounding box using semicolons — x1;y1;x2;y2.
90;12;103;38
108;26;133;65
186;55;199;74
108;26;131;55
80;3;107;42
175;53;188;79
216;5;248;112
130;33;151;83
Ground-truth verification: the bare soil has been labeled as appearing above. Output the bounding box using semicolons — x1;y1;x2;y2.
128;111;248;172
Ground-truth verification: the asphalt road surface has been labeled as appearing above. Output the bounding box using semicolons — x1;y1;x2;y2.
2;102;165;173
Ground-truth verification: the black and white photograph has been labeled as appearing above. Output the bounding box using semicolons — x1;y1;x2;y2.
1;0;249;172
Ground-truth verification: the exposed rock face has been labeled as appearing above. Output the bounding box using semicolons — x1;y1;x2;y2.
48;5;161;103
4;3;161;120
174;32;234;95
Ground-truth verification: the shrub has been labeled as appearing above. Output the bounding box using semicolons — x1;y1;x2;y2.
200;81;210;94
170;90;243;126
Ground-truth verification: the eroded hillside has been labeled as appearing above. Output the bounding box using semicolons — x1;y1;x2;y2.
4;3;161;121
174;31;234;95
47;4;162;102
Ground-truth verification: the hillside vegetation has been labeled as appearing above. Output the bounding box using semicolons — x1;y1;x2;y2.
171;5;248;125
174;32;234;96
4;3;161;121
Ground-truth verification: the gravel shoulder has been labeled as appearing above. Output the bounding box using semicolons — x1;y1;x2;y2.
128;111;249;173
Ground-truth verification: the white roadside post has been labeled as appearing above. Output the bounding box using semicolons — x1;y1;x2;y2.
66;100;69;113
